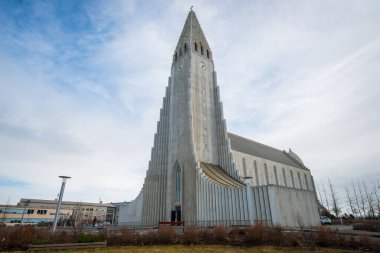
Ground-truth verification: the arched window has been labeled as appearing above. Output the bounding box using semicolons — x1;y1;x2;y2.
174;52;177;61
179;48;182;57
206;49;210;58
176;168;181;202
264;163;269;184
290;170;295;187
282;168;287;187
194;42;198;52
297;172;302;189
200;45;204;55
184;43;187;53
304;173;309;190
273;165;279;185
254;160;259;185
242;158;247;177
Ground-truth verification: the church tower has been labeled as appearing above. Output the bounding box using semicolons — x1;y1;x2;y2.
165;10;245;223
119;9;320;228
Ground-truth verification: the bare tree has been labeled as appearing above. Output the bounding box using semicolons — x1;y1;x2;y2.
362;181;375;218
345;186;355;217
357;181;367;218
0;196;10;224
328;178;340;218
372;182;380;218
321;181;330;214
316;183;324;206
352;182;363;218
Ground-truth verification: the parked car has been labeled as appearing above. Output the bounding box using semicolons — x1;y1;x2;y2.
94;222;112;229
320;216;332;225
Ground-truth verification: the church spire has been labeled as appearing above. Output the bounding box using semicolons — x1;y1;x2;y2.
173;9;212;62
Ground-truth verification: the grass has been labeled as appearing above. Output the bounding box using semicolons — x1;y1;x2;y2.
3;246;366;253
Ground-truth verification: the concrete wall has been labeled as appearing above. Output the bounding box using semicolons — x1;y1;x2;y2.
268;185;320;227
118;191;143;226
232;150;314;192
247;185;319;227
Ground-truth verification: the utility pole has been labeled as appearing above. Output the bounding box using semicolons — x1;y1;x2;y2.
52;176;71;232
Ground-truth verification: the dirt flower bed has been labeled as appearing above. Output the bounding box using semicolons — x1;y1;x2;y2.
0;224;378;252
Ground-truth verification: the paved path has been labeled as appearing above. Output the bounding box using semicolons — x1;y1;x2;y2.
324;225;380;239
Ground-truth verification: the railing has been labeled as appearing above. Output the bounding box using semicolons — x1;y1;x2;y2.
118;219;272;229
28;241;107;251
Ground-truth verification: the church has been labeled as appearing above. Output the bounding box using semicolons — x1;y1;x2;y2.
119;10;320;228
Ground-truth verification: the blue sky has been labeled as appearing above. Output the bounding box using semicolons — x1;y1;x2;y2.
0;0;379;211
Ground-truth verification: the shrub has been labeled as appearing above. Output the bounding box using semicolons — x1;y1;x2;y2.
120;228;136;245
77;233;101;243
212;226;228;244
197;228;213;244
282;231;302;247
98;227;109;241
268;225;286;246
106;228;136;246
156;226;177;244
358;234;374;251
48;230;74;244
336;232;348;248
182;227;199;245
5;226;37;250
137;230;158;245
228;227;244;245
244;223;269;245
353;220;380;232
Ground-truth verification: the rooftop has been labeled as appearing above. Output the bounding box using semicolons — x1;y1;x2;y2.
227;132;308;170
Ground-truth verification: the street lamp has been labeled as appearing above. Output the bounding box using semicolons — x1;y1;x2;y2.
52;176;71;232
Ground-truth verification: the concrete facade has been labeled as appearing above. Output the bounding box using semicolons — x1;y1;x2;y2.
118;10;320;228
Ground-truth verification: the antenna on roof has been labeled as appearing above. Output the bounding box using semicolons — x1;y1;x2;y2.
190;6;193;11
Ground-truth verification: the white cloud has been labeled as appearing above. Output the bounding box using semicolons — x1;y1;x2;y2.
0;0;379;208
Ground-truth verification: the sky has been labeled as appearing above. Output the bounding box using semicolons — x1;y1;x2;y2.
0;0;379;211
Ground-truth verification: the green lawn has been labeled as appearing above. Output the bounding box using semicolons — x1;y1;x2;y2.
22;246;360;253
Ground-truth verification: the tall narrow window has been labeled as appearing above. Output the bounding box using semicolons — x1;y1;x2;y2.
175;52;177;61
242;158;247;177
297;172;302;189
290;170;295;187
282;168;287;187
206;49;210;58
304;173;309;190
179;48;182;57
254;160;259;186
273;165;279;185
194;42;198;52
176;168;181;202
264;163;269;184
184;43;187;53
200;45;204;55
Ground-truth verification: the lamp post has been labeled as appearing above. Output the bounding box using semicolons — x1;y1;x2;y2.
52;176;71;232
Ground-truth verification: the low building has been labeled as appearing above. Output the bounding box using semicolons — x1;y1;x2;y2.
0;203;72;226
0;198;117;226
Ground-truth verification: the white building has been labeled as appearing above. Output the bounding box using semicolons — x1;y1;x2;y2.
119;10;320;228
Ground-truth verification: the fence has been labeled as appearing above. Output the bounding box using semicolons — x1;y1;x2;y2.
118;219;272;229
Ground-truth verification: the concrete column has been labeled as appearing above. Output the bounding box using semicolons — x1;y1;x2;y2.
246;186;254;225
220;186;225;221
229;188;235;225
216;185;221;222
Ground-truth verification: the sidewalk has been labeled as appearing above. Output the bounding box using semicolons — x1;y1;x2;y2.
327;225;380;238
